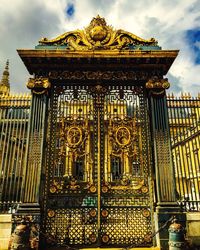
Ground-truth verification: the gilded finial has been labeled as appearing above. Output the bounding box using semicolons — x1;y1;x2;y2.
2;60;9;84
0;60;10;96
181;92;184;99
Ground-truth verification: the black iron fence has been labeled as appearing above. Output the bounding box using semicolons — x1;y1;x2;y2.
0;94;31;212
167;93;200;211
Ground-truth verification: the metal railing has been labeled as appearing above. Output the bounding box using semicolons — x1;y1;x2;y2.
167;93;200;211
0;94;31;212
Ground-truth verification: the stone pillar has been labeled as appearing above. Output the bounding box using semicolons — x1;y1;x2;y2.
146;77;186;249
146;76;176;205
12;77;51;249
0;214;12;250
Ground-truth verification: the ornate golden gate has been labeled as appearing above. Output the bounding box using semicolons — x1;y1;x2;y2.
17;16;180;249
42;84;153;248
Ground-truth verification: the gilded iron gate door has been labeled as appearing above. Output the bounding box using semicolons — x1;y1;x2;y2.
42;84;153;248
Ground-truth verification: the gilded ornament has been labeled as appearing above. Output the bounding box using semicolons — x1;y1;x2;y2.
66;126;82;147
115;126;131;147
47;209;55;218
26;78;35;89
48;70;152;81
90;25;107;42
89;209;97;217
39;15;157;50
121;175;130;186
89;84;108;95
144;234;152;243
141;185;149;193
50;180;64;193
26;77;51;95
146;76;170;89
89;233;97;243
67;178;80;190
102;185;109;193
102;234;109;243
89;185;97;193
101;209;109;218
142;209;151;218
131;179;145;190
49;185;57;193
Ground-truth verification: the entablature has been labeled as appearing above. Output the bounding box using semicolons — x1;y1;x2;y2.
17;49;178;77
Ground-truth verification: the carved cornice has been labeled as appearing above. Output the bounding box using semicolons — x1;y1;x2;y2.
48;70;156;81
39;15;158;51
27;77;51;95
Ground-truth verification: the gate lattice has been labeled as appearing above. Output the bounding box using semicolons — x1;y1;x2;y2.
42;84;154;248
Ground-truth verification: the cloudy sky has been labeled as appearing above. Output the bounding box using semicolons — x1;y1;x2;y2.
0;0;200;95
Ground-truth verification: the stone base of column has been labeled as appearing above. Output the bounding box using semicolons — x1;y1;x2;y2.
187;212;200;247
0;214;12;250
11;203;41;250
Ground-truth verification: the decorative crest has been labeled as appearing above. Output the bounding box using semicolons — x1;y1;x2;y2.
39;15;158;50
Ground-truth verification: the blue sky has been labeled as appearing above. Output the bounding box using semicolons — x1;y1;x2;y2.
186;29;200;64
0;0;200;95
66;3;75;17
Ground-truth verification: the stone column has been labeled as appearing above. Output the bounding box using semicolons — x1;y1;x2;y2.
146;76;177;205
146;77;186;249
12;77;51;249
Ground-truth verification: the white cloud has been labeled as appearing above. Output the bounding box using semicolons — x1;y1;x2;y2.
0;0;200;96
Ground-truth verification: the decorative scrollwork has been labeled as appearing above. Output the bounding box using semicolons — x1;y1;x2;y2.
39;15;158;50
115;126;131;147
66;126;83;148
89;84;108;95
109;117;137;153
61;118;88;151
66;178;80;190
49;180;64;193
48;70;154;81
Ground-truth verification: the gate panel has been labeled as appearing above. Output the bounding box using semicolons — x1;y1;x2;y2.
100;86;153;247
42;84;153;248
43;85;98;246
